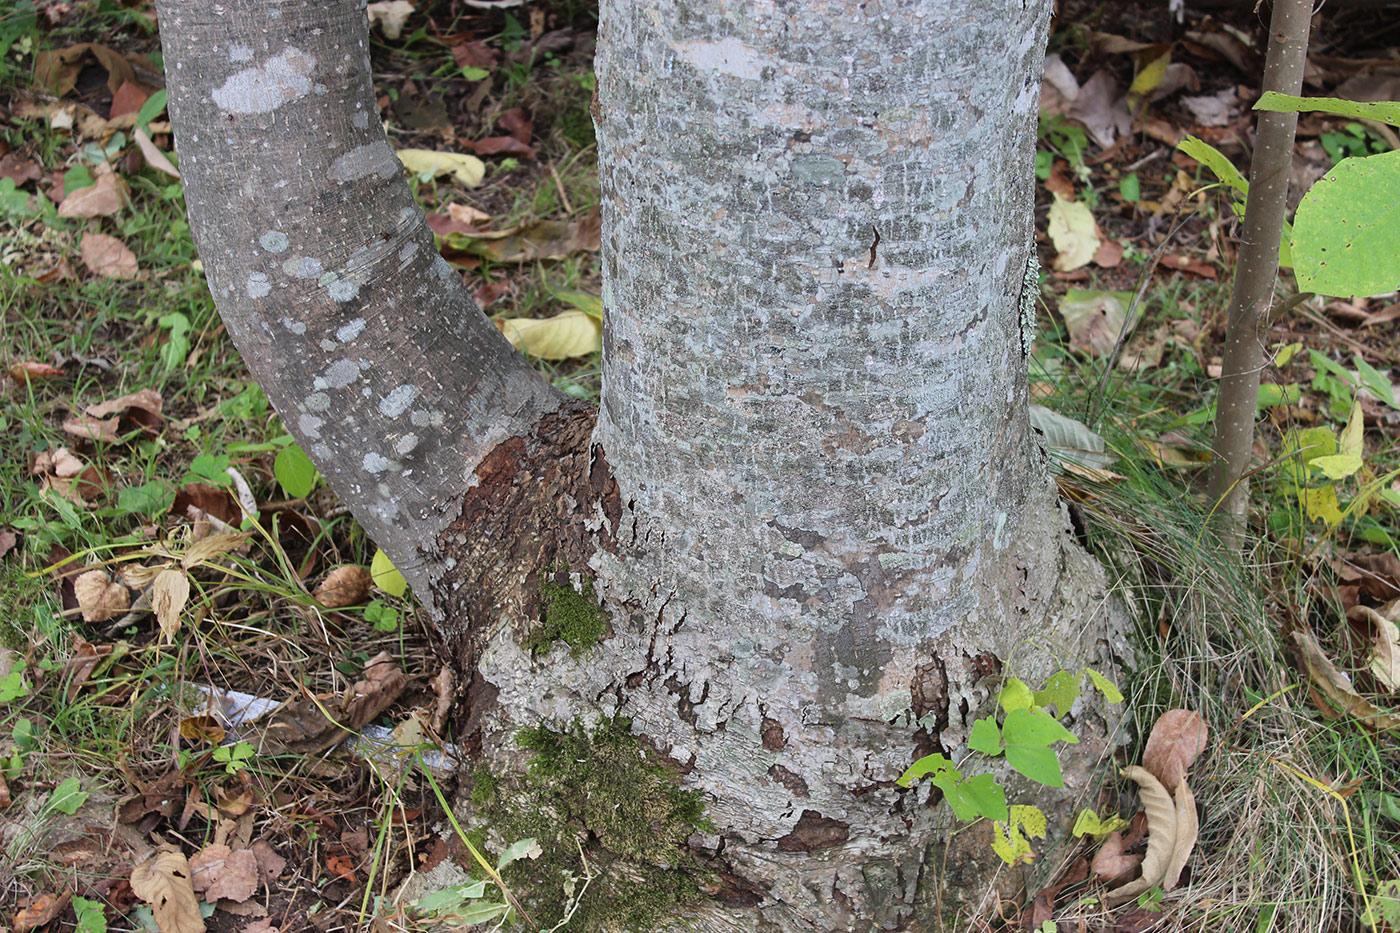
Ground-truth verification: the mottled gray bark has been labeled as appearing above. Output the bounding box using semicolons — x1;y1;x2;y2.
156;0;565;601
160;0;1126;929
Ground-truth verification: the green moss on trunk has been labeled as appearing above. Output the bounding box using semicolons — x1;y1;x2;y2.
467;717;711;931
526;565;609;657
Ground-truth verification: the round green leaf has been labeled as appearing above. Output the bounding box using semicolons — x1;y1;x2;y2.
274;444;319;498
371;548;408;598
1292;150;1400;297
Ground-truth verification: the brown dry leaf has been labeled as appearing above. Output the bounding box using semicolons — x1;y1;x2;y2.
1091;830;1143;883
9;361;64;385
81;232;139;280
498;107;532;144
151;568;190;642
66;635;111;696
134;127;180;179
341;653;410;731
1067;69;1132;147
473;278;513;310
1140;709;1208;790
33;446;84;480
0;151;43;185
1093;239;1124;268
1163;777;1198;890
465;214;600;263
182;532;251;570
451;38;497;70
0;529;16;561
465;135;538;159
130;851;206;933
1106;766;1177;906
59;169;129;218
1293;628;1400;730
109;79;150;119
243;920;279;933
179;714;226;746
1349;603;1400;691
250;840;287;883
74;569;130;623
190;844;259;903
87;387;163;420
13;890;71;931
313;565;372;608
62;413;122;443
34;42;137;96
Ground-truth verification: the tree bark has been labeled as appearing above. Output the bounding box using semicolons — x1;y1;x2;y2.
158;0;1128;929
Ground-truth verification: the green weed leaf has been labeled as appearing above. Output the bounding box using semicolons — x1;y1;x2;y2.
898;752;954;788
1001;708;1078;787
1177;135;1249;195
48;776;89;814
1354;354;1398;409
274;444;318;498
135;89;168;127
72;896;107;933
496;837;542;870
117;481;174;516
940;772;1009;823
371;549;408;598
189;453;232;486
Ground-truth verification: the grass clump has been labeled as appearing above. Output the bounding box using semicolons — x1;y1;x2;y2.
469;716;711;931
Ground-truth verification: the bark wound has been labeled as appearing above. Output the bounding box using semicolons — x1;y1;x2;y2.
760;716;786;751
775;810;850;852
430;400;619;679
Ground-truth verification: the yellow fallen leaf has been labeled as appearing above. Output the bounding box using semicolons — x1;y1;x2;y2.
371;548;407;598
396;148;485;187
1048;193;1102;272
496;310;602;360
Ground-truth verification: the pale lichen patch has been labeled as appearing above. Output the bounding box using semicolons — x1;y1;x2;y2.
279;316;306;335
246;271;271;298
322;359;360;388
672;36;764;80
336;318;367;343
328;140;399;184
212;47;316;115
259;231;290;253
378;384;419;418
327;279;360;302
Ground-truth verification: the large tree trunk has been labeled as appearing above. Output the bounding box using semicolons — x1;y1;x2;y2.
158;0;1126;929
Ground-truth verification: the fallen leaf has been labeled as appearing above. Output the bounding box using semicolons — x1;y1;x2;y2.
1163;777;1197;890
497;107;532;144
0;152;43;185
134;127;180;179
1181;89;1237;127
81;232;139;279
65;636;111;696
182;532;251;570
1294;628;1400;730
62;413;122;443
396;148;485;187
60;170;130;218
1093;239;1124;268
190;844;259;903
74;570;130;623
1158;253;1216;278
9;361;64;385
110;79;151;120
87;387;163;420
1058;289;1131;355
453;214;599;263
464;135;538;159
131;851;205;933
1106;766;1177;906
1047;194;1102;272
151;568;190;642
498;310;602;360
243;920;279;933
34;43;137;96
179;714;226;746
13;890;71;931
1091;830;1142;883
1140;709;1208;790
326;853;357;882
250;840;287;883
451;39;498;70
259;653;408;755
0;529;16;560
1067;70;1132;147
313;565;372;608
366;1;414;39
473;278;513;309
1350;603;1400;691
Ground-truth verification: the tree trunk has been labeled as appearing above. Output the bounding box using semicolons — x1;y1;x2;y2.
157;0;1127;929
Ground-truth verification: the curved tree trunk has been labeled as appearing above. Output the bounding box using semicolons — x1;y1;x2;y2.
158;0;1127;929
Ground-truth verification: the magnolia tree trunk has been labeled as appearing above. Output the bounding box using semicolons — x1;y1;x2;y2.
158;0;1126;928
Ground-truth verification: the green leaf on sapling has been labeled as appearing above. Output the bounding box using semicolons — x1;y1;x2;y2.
1254;91;1400;128
1032;670;1081;715
968;717;1003;757
998;677;1034;713
1292;150;1400;297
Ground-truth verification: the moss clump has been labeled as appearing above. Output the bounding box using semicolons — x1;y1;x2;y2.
527;567;608;657
475;717;711;931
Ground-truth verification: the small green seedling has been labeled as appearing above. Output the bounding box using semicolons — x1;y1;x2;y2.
213;741;255;774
